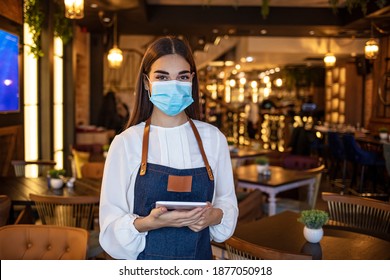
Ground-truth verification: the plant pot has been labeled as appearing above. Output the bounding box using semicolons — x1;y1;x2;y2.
303;226;323;243
256;164;269;175
50;178;64;189
379;132;388;140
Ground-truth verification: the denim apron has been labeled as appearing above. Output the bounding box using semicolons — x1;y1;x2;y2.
134;118;215;260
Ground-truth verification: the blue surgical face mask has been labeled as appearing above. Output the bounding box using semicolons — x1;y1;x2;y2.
148;79;194;116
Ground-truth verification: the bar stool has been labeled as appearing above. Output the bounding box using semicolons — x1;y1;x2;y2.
326;132;349;193
342;134;385;195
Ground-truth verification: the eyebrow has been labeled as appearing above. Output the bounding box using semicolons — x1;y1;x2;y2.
153;70;191;75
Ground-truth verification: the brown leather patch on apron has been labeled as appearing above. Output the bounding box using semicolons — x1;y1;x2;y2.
167;175;192;192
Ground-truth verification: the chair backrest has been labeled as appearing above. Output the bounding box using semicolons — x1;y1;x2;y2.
0;195;11;226
225;236;312;260
71;148;91;178
29;194;100;230
0;224;88;260
11;160;56;177
282;154;321;170
383;143;390;176
321;192;390;240
342;134;375;164
81;162;105;179
237;190;264;223
327;132;345;160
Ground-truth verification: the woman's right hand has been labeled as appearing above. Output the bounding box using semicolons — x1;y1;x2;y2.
134;206;208;232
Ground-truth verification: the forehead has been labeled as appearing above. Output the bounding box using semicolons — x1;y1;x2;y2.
150;54;190;74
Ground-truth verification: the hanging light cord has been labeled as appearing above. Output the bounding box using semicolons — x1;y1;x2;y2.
113;14;118;48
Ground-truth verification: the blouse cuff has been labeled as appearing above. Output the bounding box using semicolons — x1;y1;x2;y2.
127;214;148;236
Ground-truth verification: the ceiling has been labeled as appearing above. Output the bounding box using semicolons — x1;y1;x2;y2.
76;0;390;69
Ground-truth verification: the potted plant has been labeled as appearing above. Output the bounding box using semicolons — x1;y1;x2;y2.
227;139;236;152
255;156;269;175
298;209;329;243
102;144;110;157
48;169;66;189
378;127;388;140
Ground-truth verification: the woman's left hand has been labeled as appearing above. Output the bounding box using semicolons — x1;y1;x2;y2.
188;203;223;232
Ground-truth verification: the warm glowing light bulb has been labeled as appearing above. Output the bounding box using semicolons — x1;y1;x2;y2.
365;38;379;60
229;79;236;87
324;53;336;67
107;47;123;69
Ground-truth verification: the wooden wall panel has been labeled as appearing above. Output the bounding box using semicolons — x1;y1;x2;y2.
0;0;23;25
369;36;390;131
0;125;23;176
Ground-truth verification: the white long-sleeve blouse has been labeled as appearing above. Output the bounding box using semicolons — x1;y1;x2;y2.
99;119;238;260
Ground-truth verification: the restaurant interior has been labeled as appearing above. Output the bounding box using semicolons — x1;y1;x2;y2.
1;0;390;260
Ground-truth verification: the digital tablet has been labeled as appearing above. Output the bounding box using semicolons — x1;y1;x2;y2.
155;201;207;210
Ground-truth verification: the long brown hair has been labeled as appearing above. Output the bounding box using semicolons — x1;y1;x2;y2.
126;36;200;128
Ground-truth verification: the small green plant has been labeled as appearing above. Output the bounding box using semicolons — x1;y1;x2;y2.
48;168;66;178
227;139;235;146
24;0;73;58
378;127;388;133
255;156;269;165
298;209;329;229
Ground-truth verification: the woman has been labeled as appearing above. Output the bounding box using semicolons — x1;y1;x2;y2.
99;36;238;260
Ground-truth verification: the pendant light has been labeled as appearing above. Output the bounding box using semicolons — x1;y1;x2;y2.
107;14;123;69
324;38;336;67
64;0;84;19
365;22;379;60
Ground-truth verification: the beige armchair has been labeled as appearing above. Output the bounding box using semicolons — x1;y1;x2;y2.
0;224;88;260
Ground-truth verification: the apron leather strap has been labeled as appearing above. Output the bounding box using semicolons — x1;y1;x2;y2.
140;117;214;181
188;119;214;181
140;118;151;176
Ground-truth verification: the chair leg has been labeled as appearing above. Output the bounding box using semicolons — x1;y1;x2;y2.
360;165;365;194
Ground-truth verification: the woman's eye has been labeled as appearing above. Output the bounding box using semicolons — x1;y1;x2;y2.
155;75;169;81
178;75;190;81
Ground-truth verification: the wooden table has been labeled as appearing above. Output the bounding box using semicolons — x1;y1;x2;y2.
230;146;271;168
0;177;101;206
230;146;270;159
233;211;390;260
236;164;316;215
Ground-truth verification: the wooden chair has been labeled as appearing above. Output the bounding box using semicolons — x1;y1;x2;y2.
225;236;312;260
0;195;11;226
321;192;390;241
70;148;90;178
81;162;105;179
0;224;88;260
11;160;56;177
29;194;104;258
237;190;264;223
0;195;35;225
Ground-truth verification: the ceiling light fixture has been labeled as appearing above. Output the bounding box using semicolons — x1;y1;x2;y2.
324;38;336;67
107;14;123;69
365;22;379;60
64;0;84;19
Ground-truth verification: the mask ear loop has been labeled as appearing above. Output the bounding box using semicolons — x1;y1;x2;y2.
143;74;152;99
